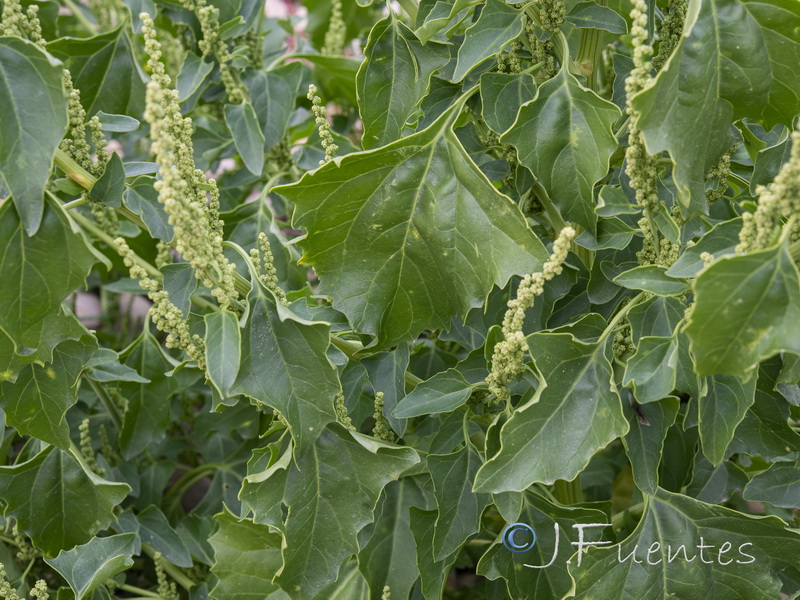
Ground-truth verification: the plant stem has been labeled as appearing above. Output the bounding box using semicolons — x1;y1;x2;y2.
553;477;584;504
86;377;123;429
63;197;89;210
531;181;568;231
599;292;646;344
115;584;162;599
142;544;195;591
611;501;645;529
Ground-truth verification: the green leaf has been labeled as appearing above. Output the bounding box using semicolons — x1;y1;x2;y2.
743;460;800;509
479;72;537;135
622;396;680;495
45;534;136;600
393;357;480;418
0;198;96;351
357;15;448;149
632;0;800;215
137;505;193;568
93;111;139;132
177;52;213;102
208;508;287;600
474;331;628;491
698;374;757;465
161;263;196;319
88;153;125;208
566;1;628;33
409;507;459;600
502;69;621;233
0;446;129;556
357;477;428;600
231;280;340;453
685;241;800;377
623;335;679;403
117;327;180;460
275;104;548;348
244;61;303;151
575;216;637;251
0;338;94;449
123;176;173;242
627;295;684;345
452;0;525;82
568;488;800;600
429;444;491;560
415;0;479;44
293;54;361;106
362;344;410;436
0;37;68;235
476;492;610;600
85;348;148;383
244;426;419;599
613;264;690;296
666;218;741;279
47;24;145;117
204;310;241;399
224;101;265;176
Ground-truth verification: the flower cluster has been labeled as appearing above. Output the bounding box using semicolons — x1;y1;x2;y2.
308;84;338;165
497;41;523;74
525;18;556;79
624;0;662;265
180;0;245;103
154;553;179;600
737;125;800;252
322;0;346;56
250;232;287;304
141;13;239;309
114;237;206;368
705;145;735;204
652;0;686;71
334;392;356;431
372;392;395;442
1;0;43;45
60;71;94;173
487;226;575;404
381;586;391;600
537;0;565;32
0;563;47;600
80;418;105;476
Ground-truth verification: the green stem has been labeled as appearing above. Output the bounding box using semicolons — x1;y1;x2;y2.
645;206;661;256
611;501;646;530
599;292;646;344
86;377;123;430
142;544;195;591
553;477;584;504
115;584;162;599
531;181;568;231
63;197;89;210
574;18;604;91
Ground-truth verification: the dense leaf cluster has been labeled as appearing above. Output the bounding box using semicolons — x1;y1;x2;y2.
0;0;798;598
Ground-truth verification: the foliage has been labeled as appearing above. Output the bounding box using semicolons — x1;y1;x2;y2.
0;0;798;598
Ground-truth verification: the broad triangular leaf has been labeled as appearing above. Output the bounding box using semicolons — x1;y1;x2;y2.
244;426;419;599
0;195;96;353
698;374;757;465
501;68;621;233
232;281;340;453
357;15;448;148
0;446;129;556
685;241;800;377
0;37;67;235
474;331;628;491
275;103;548;348
632;0;800;215
45;534;136;600
568;488;800;599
